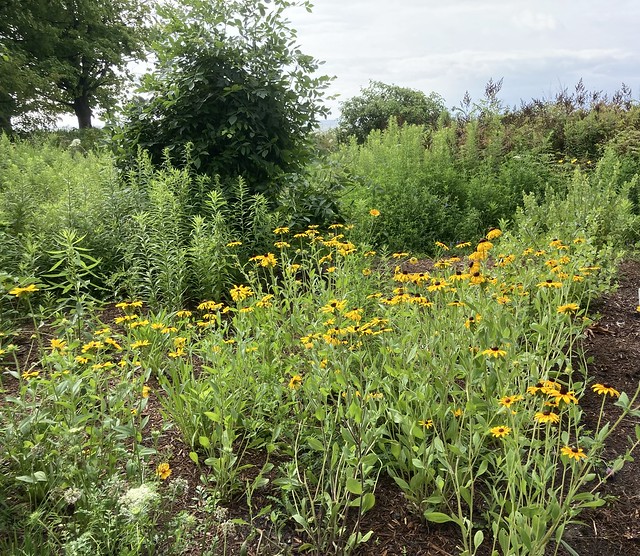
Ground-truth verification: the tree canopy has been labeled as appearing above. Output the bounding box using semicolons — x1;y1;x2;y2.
111;0;332;198
338;81;448;143
0;0;149;131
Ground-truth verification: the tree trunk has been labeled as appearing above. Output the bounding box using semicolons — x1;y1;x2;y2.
0;92;15;135
73;95;93;129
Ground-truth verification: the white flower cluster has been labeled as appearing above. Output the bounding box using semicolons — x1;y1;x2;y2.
118;483;158;521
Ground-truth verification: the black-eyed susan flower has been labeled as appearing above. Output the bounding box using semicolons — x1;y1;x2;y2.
9;284;39;297
230;284;253;302
288;375;303;390
560;446;586;461
482;347;507;358
550;386;578;405
499;394;523;408
591;383;620;398
464;314;481;328
535;411;560;424
273;226;290;234
537;279;563;288
557;303;579;314
486;228;502;240
419;419;433;429
490;425;511;438
321;299;347;313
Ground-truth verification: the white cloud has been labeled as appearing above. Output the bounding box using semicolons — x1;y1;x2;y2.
513;10;558;32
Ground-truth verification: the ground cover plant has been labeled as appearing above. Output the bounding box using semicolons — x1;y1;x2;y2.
2;197;640;554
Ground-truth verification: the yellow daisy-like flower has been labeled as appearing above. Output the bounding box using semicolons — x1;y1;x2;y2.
591;383;620;398
560;446;586;461
288;374;303;390
482;347;507;358
230;284;254;302
490;425;511;438
435;241;449;251
49;338;67;352
455;242;471;249
130;340;150;350
9;284;39;297
537;279;563;288
320;299;347;313
226;241;243;247
273;226;290;235
486;228;502;240
176;310;192;318
142;385;151;398
274;241;290;249
498;394;523;408
392;252;409;259
369;209;381;217
550;387;578;405
557;303;579;314
418;419;433;429
535;411;560;424
156;462;172;480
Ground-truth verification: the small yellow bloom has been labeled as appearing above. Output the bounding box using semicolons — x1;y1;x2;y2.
226;241;242;247
49;338;67;352
130;340;150;350
557;303;579;314
273;226;290;234
288;374;303;390
486;228;502;240
561;446;586;461
369;209;381;217
176;310;192;318
535;411;560;424
9;284;39;297
498;394;523;408
418;419;433;429
482;347;506;358
490;425;511;438
156;462;172;480
142;385;151;398
230;284;254;302
591;383;620;398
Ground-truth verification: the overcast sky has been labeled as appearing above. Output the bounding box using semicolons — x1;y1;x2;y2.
287;0;640;118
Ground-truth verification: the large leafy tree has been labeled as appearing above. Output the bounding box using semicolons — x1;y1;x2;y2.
0;0;149;131
338;81;448;143
112;0;332;198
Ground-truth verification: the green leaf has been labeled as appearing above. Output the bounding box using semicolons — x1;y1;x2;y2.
346;477;363;495
424;511;454;524
189;451;199;464
307;436;324;451
474;530;484;549
198;436;210;448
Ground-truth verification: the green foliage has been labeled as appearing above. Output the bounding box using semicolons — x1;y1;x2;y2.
112;0;331;199
338;81;447;143
0;0;150;130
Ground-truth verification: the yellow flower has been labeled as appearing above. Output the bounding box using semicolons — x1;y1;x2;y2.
369;209;381;217
435;241;449;251
561;446;586;461
490;425;511;438
156;462;172;480
230;284;253;302
535;411;560;424
75;356;89;364
273;226;290;234
557;303;579;314
274;241;290;249
320;299;347;313
391;252;409;259
176;310;192;318
250;253;277;268
21;369;40;380
9;284;39;297
142;385;151;398
130;340;150;350
288;375;303;390
550;387;578;405
464;314;481;328
418;419;433;429
486;228;502;240
591;383;620;398
226;241;242;247
482;347;506;358
50;338;67;352
537;279;563;288
498;394;523;408
455;242;471;249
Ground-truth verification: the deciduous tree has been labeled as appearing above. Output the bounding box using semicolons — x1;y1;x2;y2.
0;0;149;130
